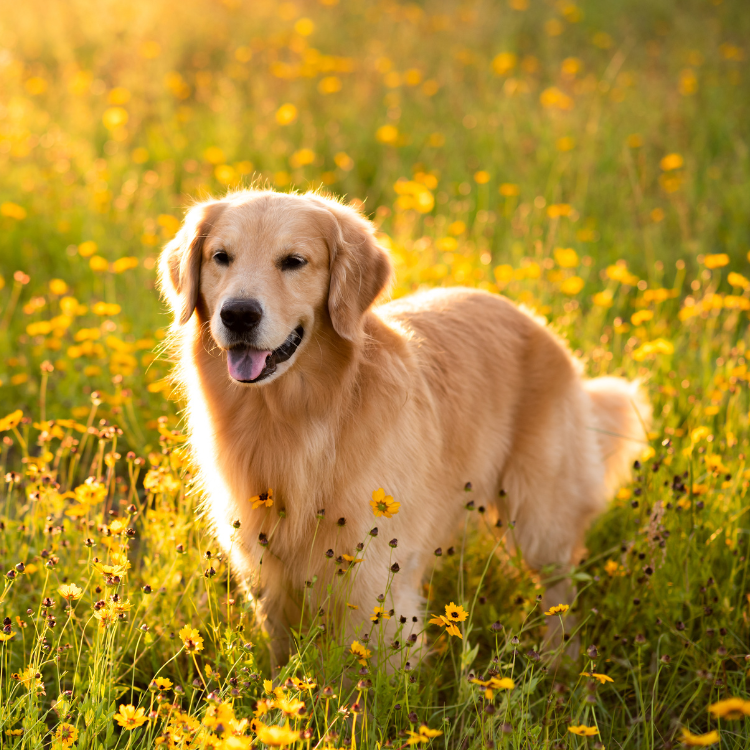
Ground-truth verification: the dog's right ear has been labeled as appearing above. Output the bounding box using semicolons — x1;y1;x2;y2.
158;201;227;325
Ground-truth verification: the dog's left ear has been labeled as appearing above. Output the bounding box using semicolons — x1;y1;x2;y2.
158;200;227;325
308;195;393;342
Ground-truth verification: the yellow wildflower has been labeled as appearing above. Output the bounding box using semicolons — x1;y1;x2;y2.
250;489;274;509
680;728;720;746
545;604;570;616
371;606;391;622
178;625;204;653
703;253;730;270
55;723;78;747
568;725;598;736
370;488;400;518
444;602;468;622
150;677;173;691
0;410;23;431
113;704;149;730
255;721;300;746
580;672;614;684
351;640;372;665
708;697;750;719
58;583;83;601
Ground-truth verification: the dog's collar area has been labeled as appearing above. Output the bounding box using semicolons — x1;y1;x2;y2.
228;325;304;383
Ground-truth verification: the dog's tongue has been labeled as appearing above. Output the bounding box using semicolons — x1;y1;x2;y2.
227;348;272;382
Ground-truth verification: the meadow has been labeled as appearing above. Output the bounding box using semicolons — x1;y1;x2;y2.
1;0;749;747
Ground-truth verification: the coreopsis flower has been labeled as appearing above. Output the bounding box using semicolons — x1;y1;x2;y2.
429;613;462;638
0;631;15;643
370;606;391;623
113;704;149;730
55;723;78;747
250;489;274;509
0;410;23;431
708;698;750;719
289;676;316;691
255;721;300;746
471;676;515;700
150;677;173;691
568;725;598;736
93;599;131;629
277;697;305;716
370;488;400;518
580;672;614;684
13;665;45;694
350;640;372;665
680;728;720;746
443;602;468;622
58;583;83;601
406;724;444;744
254;698;274;717
178;625;204;653
203;702;247;735
74;477;107;506
545;604;570;616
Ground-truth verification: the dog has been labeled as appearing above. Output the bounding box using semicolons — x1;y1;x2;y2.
158;189;650;668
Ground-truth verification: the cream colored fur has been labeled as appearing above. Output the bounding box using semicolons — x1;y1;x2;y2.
158;189;651;668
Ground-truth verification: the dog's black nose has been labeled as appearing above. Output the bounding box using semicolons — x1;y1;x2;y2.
220;298;263;333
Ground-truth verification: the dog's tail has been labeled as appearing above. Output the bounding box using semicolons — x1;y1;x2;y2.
584;377;652;496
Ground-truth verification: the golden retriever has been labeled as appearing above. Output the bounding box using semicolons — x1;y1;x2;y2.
158;189;650;668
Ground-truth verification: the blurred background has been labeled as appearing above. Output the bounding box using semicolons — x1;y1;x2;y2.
0;0;748;438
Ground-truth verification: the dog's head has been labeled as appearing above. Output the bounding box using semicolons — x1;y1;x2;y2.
158;190;392;385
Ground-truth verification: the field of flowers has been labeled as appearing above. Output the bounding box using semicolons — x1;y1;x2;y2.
1;0;749;747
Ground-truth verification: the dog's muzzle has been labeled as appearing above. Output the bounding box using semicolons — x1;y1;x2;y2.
226;326;304;383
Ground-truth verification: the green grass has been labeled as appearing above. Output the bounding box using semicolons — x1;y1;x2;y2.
0;0;749;747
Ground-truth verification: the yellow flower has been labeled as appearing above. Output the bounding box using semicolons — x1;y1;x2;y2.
0;631;15;642
0;410;23;431
632;338;674;361
289;676;316;691
428;614;462;638
444;602;468;622
371;606;391;622
264;679;274;694
255;721;300;746
275;104;298;125
660;153;684;171
370;488;400;518
277;697;305;716
178;625;204;653
150;677;173;691
254;698;274;717
58;583;83;601
554;247;579;268
341;554;363;564
55;723;78;747
703;253;729;270
631;310;654;326
471;676;515;699
250;489;274;509
113;704;149;730
708;697;750;719
545;604;570;616
560;276;585;295
405;724;445;744
680;728;720;746
580;672;614;684
13;666;45;694
351;640;372;665
376;124;399;144
568;725;598;736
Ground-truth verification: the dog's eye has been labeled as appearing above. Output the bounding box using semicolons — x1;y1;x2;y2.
213;250;230;266
279;254;307;271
